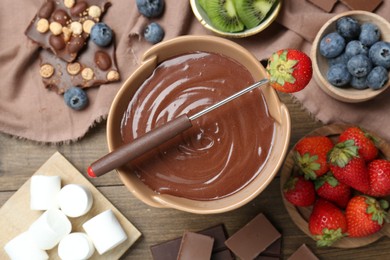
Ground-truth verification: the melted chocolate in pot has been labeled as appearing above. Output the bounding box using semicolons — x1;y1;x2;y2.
121;52;275;200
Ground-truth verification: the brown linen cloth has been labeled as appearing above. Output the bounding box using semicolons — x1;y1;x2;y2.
0;0;388;143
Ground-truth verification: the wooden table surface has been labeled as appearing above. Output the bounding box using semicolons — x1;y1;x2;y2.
1;92;390;259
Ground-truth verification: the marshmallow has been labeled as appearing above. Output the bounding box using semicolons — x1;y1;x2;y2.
58;184;93;218
28;208;72;250
58;232;95;260
30;175;61;210
82;209;128;254
4;232;48;260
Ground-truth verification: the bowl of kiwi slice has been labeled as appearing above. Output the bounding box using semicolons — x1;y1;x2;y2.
190;0;282;38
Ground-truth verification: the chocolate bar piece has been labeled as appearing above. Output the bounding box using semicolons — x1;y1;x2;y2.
288;244;319;260
340;0;383;12
256;237;282;259
306;0;338;12
150;224;234;260
25;0;110;62
39;36;119;94
177;232;214;260
225;213;281;260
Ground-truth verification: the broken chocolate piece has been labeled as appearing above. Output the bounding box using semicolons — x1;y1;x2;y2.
225;213;281;260
340;0;383;12
256;237;282;259
306;0;338;12
25;0;110;62
150;224;234;260
288;244;319;260
177;232;214;260
39;37;119;94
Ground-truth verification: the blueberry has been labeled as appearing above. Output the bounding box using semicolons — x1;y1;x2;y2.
144;22;164;44
347;54;372;77
351;76;368;90
64;87;88;110
345;40;368;58
336;17;360;39
327;63;351;87
328;52;349;66
319;32;346;58
90;23;113;47
368;41;390;69
366;66;389;90
359;22;380;47
136;0;164;18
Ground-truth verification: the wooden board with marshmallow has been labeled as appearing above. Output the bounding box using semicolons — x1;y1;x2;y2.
0;152;141;259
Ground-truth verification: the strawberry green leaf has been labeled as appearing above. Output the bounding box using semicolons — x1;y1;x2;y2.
294;151;321;180
365;196;388;226
328;140;359;167
267;50;298;86
314;228;346;247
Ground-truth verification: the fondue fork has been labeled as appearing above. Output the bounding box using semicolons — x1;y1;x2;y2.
88;78;269;178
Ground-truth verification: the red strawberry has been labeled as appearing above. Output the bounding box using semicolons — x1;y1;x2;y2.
266;49;312;93
294;136;334;180
308;199;347;247
339;126;378;161
345;195;388;237
328;140;370;193
367;159;390;197
283;176;316;207
315;172;351;208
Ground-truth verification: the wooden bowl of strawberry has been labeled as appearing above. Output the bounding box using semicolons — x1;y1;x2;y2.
281;124;390;248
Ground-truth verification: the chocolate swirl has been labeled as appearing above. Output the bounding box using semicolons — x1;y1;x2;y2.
121;52;275;200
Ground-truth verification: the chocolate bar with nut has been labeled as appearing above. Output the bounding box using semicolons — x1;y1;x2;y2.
25;0;111;62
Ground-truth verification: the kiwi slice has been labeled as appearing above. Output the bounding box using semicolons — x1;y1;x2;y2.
198;0;207;10
234;0;277;29
203;0;245;33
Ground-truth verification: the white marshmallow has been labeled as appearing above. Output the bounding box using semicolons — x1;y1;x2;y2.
82;209;128;254
4;232;48;260
58;232;95;260
30;175;61;210
28;208;72;250
58;184;93;218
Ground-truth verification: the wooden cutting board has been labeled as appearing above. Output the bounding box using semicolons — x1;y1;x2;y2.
280;124;390;248
0;152;141;259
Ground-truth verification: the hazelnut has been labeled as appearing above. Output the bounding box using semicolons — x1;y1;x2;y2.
67;62;81;75
82;20;95;34
52;9;70;26
64;0;75;8
81;68;94;80
49;35;66;50
88;5;102;18
62;27;72;42
40;64;54;78
36;18;49;33
70;21;83;35
107;70;120;81
38;1;55;19
49;22;63;35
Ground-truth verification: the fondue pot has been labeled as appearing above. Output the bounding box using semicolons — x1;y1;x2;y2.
106;35;291;214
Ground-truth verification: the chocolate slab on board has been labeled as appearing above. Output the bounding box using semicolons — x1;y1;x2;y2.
39;37;120;94
25;0;111;62
150;224;234;260
288;244;319;260
225;213;281;260
306;0;338;12
177;232;214;260
340;0;383;12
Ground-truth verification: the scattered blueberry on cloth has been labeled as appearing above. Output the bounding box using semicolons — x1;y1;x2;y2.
1;0;390;143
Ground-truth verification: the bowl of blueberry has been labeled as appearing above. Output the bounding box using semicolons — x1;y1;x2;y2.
311;11;390;103
190;0;282;38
